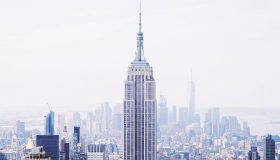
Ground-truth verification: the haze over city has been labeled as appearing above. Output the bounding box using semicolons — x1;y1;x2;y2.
1;0;280;112
1;0;280;160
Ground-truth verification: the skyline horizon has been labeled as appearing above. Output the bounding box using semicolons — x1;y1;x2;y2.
1;0;279;110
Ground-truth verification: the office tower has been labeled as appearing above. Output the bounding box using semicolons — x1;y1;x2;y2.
158;95;168;126
204;107;220;137
264;135;275;160
178;107;188;127
123;4;157;160
242;121;250;137
112;104;123;132
45;111;55;135
219;116;241;135
16;120;25;136
73;112;81;127
187;74;195;124
87;112;94;135
73;126;80;159
101;102;112;134
60;126;69;160
57;114;66;137
248;146;260;160
87;144;108;160
169;105;177;124
36;135;59;160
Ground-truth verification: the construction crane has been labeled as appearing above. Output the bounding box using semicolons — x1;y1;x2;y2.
46;103;52;111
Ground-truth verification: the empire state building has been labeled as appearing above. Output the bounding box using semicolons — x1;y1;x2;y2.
123;6;157;160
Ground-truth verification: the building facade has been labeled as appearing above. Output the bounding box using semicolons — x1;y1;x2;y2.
264;135;275;160
45;111;54;135
123;7;157;160
36;135;59;160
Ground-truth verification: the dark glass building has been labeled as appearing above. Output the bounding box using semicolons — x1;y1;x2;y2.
74;126;80;143
264;135;275;160
36;135;59;160
248;146;260;160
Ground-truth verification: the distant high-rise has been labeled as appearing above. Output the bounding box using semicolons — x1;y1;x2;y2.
73;112;81;127
112;104;123;133
169;105;177;124
87;112;94;135
178;107;188;127
204;107;220;137
45;111;54;135
264;135;275;160
101;102;112;134
16;120;25;136
57;114;66;137
187;74;195;124
36;135;59;160
158;95;168;126
248;146;260;160
123;3;157;160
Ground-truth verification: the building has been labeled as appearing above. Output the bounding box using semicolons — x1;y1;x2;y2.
248;146;260;160
57;114;66;137
178;107;188;127
36;135;59;160
60;126;69;160
187;75;195;125
112;104;123;133
123;5;157;160
158;95;168;126
204;107;220;137
72;126;80;159
219;116;241;136
169;105;177;124
45;111;54;135
87;144;108;160
24;136;50;160
16;120;25;136
264;135;275;160
73;112;81;127
101;102;112;134
0;149;17;160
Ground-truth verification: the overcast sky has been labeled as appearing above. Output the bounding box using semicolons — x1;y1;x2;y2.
0;0;279;112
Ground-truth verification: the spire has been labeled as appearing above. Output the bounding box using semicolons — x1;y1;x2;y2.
135;0;145;62
139;0;142;32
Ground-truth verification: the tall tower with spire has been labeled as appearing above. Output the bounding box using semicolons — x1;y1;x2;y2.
123;2;157;160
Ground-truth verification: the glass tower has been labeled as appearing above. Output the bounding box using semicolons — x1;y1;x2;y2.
45;111;54;135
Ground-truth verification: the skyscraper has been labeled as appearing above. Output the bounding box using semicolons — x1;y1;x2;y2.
16;120;25;136
72;126;81;159
158;95;168;126
169;105;177;124
45;111;54;135
178;107;188;127
187;74;195;124
204;107;220;137
264;135;275;160
248;146;260;160
36;135;59;160
60;126;69;160
123;3;157;160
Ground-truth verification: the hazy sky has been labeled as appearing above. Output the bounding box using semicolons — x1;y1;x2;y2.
0;0;279;112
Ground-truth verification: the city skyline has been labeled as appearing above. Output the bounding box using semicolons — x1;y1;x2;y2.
0;0;280;111
1;1;280;159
